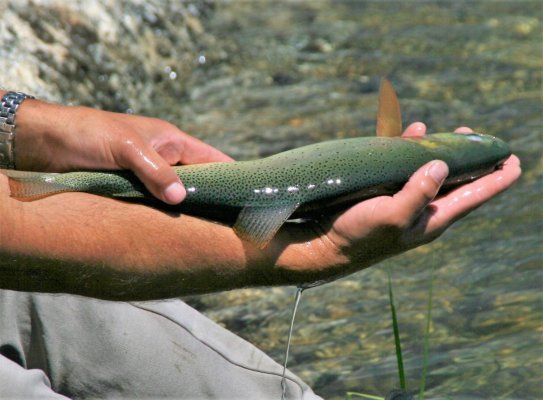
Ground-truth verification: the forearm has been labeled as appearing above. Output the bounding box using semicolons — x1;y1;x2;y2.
0;192;263;299
0;188;345;300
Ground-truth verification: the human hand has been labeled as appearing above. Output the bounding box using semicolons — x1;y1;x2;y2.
275;123;521;284
14;99;232;204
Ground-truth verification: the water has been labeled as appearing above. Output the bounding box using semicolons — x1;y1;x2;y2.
4;1;541;399
282;287;305;400
182;2;542;399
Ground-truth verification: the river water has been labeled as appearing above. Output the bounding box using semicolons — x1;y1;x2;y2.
3;1;541;399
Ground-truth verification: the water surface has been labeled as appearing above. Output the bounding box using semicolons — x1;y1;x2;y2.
181;2;542;399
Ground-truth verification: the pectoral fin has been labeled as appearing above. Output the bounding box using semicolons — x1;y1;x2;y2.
233;203;300;249
376;78;402;137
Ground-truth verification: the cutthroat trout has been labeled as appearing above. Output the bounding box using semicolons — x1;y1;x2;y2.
3;81;511;248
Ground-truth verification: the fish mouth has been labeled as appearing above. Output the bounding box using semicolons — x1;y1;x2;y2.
489;135;512;164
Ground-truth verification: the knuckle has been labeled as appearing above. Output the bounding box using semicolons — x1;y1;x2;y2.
419;177;440;200
156;167;178;185
112;138;139;165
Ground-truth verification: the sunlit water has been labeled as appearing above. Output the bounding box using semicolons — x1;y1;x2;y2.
5;1;541;399
179;2;542;399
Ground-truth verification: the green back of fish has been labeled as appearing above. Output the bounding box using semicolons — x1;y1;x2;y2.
162;133;509;208
4;132;510;247
6;132;510;209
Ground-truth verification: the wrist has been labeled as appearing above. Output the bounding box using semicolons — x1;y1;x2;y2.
267;225;351;287
14;97;73;171
0;91;35;169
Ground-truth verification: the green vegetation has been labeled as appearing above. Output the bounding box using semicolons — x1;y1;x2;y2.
346;269;435;400
388;271;407;391
345;392;384;400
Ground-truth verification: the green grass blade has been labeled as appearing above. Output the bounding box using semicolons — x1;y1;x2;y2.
388;270;406;390
345;392;385;400
418;268;434;400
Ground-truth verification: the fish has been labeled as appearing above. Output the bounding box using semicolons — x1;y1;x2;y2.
2;80;511;248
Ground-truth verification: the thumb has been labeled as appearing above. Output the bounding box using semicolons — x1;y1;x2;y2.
385;160;449;227
113;137;186;204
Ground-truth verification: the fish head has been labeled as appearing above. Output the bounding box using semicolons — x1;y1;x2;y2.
430;132;510;161
413;132;512;186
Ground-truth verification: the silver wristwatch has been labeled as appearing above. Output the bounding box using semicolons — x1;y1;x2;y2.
0;91;35;169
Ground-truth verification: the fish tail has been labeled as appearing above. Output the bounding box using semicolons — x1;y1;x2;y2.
1;170;72;200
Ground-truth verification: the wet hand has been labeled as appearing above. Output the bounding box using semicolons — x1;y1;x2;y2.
278;123;521;284
15;101;233;204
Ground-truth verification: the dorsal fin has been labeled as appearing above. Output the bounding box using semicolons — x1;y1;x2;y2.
376;78;402;137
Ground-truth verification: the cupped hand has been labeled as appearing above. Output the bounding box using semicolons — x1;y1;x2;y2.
279;123;521;284
15;101;233;204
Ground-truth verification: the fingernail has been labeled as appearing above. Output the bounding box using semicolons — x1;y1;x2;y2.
412;122;426;135
164;182;186;204
427;161;448;184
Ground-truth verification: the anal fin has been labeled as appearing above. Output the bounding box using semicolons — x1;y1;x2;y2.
233;203;300;249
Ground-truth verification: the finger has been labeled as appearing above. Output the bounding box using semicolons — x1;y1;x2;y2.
132;117;233;165
454;126;474;133
156;144;186;166
383;160;449;228
329;160;449;244
402;122;426;138
426;155;521;231
176;133;234;164
113;137;186;204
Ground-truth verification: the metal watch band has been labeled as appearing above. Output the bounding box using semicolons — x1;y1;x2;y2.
0;91;35;169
